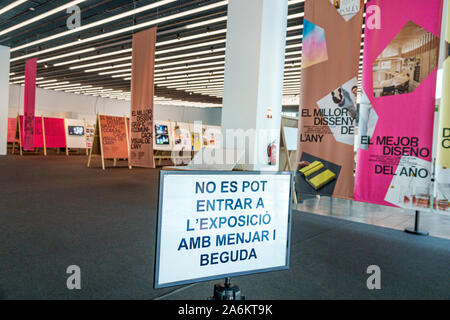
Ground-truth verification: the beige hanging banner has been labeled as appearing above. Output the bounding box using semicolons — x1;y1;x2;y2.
130;27;157;168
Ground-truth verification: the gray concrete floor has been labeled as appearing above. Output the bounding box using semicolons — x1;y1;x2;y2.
294;196;450;240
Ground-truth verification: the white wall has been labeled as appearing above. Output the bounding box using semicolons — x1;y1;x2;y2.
0;46;10;155
8;84;222;125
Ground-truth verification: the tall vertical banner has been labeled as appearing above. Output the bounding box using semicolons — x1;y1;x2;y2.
22;58;37;151
130;27;157;168
355;0;443;210
435;4;450;214
296;0;364;200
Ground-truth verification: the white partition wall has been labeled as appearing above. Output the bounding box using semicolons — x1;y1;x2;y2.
221;0;288;170
0;46;10;155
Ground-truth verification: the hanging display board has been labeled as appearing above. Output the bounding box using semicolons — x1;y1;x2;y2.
435;4;450;214
7;118;18;143
130;27;157;168
153;120;173;151
65;118;87;149
203;125;222;149
192;129;202;152
296;0;363;200
87;114;131;170
172;121;192;152
43;117;66;149
354;0;443;210
85;121;95;149
154;170;293;288
19;115;45;151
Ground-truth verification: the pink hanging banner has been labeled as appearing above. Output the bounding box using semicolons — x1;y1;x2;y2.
22;58;37;151
355;0;443;210
19;115;44;149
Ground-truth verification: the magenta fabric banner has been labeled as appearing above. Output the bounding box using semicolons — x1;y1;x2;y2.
22;58;37;151
19;115;44;149
355;0;443;210
44;118;66;148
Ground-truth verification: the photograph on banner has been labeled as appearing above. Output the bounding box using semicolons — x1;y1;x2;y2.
296;152;341;197
301;19;328;69
357;88;379;151
154;172;292;288
316;77;358;146
330;0;361;21
373;21;440;98
384;156;433;210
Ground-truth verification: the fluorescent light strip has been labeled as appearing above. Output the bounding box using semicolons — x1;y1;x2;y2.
39;81;70;87
99;69;132;76
70;56;132;70
111;73;131;78
0;0;27;16
85;63;132;73
186;16;227;29
54;49;132;67
55;28;226;67
155;75;224;85
71;39;226;70
36;79;57;85
156;48;226;63
155;61;224;73
56;85;93;92
12;0;303;64
166;81;224;89
12;0;178;52
44;83;82;90
155;72;224;81
156;54;225;68
10;1;229;62
38;48;96;63
1;0;87;37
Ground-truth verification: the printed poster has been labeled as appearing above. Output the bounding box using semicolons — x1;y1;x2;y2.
297;0;364;200
354;0;443;210
99;115;129;159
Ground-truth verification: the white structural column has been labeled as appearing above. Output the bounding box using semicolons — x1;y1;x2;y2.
0;45;11;156
221;0;288;170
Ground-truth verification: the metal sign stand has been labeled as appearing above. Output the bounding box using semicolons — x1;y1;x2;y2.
405;210;429;236
209;277;245;300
